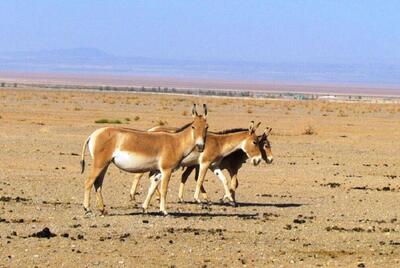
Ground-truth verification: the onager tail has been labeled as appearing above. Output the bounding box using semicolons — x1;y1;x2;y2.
80;136;90;174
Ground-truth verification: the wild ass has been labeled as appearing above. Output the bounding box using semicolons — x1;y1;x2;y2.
80;104;208;215
130;127;273;204
178;127;273;203
140;121;264;211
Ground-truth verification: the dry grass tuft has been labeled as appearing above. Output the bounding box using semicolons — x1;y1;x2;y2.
303;125;317;135
95;119;123;124
157;120;167;126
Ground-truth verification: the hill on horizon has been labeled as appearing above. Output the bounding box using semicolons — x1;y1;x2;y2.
0;47;400;87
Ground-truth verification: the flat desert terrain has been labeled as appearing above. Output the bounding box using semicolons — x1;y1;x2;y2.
1;87;400;267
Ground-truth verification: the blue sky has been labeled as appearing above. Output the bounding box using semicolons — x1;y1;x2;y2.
0;1;399;64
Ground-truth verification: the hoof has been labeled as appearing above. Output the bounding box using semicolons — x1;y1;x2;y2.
229;201;238;207
200;203;211;210
100;209;108;216
177;198;185;204
142;207;148;214
84;207;92;214
160;210;168;216
223;194;234;202
130;194;135;201
84;209;95;218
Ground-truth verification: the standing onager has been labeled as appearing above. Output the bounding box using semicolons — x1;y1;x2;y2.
140;121;263;210
80;104;208;215
130;126;273;204
179;127;273;203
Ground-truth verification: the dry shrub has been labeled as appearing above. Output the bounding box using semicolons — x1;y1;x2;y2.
95;119;122;124
337;110;348;117
134;116;140;121
157;120;167;126
303;125;317;135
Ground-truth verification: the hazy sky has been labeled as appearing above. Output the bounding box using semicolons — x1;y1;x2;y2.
1;1;399;64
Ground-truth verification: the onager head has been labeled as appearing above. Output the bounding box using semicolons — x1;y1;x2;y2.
259;127;273;164
191;104;208;152
241;121;263;166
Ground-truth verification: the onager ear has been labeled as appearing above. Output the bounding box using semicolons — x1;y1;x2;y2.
264;127;272;136
192;104;198;117
253;122;261;132
248;121;255;133
203;104;208;118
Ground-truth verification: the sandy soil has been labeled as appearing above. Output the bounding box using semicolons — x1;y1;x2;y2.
0;87;399;267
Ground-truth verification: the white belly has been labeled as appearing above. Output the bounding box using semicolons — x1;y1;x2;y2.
112;151;158;173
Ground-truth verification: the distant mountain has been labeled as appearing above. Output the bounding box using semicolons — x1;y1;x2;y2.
0;47;399;86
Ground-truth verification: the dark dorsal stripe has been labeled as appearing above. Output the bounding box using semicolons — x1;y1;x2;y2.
175;122;193;132
212;128;248;135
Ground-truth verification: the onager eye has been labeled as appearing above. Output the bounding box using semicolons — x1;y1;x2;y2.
253;141;257;145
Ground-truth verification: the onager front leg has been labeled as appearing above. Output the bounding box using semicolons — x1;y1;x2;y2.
159;169;172;215
142;172;162;213
193;162;211;203
228;167;240;202
211;166;234;203
178;166;196;202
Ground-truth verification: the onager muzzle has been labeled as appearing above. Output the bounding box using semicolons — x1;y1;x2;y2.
192;103;208;153
252;156;262;166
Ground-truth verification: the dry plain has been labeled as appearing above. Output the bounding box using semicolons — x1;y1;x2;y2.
0;87;400;267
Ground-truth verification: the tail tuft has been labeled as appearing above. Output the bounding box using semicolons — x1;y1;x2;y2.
80;160;85;174
80;135;90;174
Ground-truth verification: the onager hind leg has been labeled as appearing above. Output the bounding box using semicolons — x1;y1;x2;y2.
94;165;109;215
194;163;211;203
83;161;109;214
179;166;206;202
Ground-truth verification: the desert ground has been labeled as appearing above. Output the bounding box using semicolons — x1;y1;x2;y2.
0;87;399;267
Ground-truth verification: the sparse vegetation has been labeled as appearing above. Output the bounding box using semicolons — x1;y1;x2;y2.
157;119;167;126
125;117;131;122
134;116;140;121
95;119;123;124
337;110;348;117
303;125;317;135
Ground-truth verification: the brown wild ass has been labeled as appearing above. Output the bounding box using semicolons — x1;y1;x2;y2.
80;104;208;215
130;127;273;204
178;127;273;203
140;121;263;211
